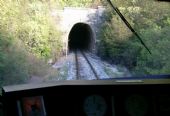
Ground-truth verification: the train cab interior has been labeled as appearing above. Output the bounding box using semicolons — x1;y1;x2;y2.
0;0;170;116
1;76;170;116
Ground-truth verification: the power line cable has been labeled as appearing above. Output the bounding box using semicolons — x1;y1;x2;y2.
107;0;151;54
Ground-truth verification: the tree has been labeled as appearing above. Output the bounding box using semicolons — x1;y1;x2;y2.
98;0;170;75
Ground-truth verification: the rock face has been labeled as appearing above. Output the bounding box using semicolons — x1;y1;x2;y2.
51;52;131;81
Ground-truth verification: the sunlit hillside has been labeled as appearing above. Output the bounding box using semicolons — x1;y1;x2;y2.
0;0;170;88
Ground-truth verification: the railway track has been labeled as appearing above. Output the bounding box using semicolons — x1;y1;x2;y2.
75;50;99;80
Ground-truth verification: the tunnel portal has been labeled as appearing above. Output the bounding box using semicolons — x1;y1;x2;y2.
68;23;95;51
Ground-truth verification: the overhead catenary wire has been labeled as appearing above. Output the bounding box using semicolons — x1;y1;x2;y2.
107;0;152;54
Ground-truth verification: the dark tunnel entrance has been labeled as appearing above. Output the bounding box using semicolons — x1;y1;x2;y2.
68;23;95;51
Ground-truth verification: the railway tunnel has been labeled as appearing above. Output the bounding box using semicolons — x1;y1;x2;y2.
68;23;95;51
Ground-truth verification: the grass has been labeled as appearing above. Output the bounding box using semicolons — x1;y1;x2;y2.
43;64;68;82
104;65;126;78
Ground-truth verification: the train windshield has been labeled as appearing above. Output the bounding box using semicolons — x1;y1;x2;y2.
0;0;170;88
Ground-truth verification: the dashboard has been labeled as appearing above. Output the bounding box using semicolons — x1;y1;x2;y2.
2;77;170;116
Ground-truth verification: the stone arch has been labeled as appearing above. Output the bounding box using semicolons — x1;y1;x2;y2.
68;22;95;52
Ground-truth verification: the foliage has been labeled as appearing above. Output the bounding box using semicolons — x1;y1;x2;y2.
58;0;100;8
0;0;63;60
98;0;170;75
135;26;170;75
0;32;29;86
0;31;61;86
0;0;102;88
0;0;64;87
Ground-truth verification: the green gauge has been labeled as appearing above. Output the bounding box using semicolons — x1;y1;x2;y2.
84;95;107;116
125;95;148;116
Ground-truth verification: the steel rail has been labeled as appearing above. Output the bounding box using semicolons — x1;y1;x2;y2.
75;50;80;80
75;50;99;80
81;51;99;80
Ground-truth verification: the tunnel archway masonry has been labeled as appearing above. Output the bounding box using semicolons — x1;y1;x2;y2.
68;23;95;51
52;7;105;54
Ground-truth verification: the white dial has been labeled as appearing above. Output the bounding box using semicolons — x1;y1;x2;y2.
84;95;107;116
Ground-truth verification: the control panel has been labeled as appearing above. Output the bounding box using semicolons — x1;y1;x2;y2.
2;79;170;116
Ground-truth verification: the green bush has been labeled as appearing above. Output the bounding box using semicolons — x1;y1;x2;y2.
98;0;170;76
0;33;29;86
0;0;63;60
0;0;63;87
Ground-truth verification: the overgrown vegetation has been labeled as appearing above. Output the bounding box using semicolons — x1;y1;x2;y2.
57;0;101;8
98;0;170;75
0;0;64;87
1;0;169;88
0;0;100;87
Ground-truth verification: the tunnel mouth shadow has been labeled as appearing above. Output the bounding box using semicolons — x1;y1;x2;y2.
68;23;95;52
